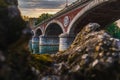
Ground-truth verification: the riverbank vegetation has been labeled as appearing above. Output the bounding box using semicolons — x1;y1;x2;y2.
35;13;53;25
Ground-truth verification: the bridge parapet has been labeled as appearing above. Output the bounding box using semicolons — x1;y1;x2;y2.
35;0;91;28
68;0;110;33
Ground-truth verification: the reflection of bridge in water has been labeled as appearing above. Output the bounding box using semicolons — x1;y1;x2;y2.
30;0;120;54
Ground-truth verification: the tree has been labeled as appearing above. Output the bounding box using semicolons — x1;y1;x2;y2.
22;16;29;21
106;22;120;39
35;13;53;25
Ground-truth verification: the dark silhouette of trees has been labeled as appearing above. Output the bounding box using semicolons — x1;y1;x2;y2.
106;22;120;39
35;13;53;25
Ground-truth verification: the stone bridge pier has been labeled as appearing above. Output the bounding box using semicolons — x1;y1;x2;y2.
38;23;66;54
59;33;75;51
31;29;41;54
39;35;59;53
32;35;39;54
31;32;75;54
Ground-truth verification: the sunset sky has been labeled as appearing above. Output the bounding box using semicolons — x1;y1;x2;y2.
18;0;76;17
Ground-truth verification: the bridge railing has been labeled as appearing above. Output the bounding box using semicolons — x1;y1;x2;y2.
35;0;93;28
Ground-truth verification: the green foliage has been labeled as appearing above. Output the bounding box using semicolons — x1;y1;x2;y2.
35;13;53;25
106;22;120;39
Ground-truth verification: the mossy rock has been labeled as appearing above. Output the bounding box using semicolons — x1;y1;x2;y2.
30;54;53;71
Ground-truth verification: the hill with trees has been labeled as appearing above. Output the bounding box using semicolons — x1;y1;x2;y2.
35;13;53;25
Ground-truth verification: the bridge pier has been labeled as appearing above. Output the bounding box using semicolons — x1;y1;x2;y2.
31;33;75;54
28;39;32;52
59;33;75;51
32;35;39;54
39;35;59;54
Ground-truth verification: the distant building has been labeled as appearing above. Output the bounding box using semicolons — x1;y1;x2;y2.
28;18;38;29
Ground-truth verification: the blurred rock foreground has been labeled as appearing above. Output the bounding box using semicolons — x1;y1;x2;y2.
0;0;37;80
0;0;120;80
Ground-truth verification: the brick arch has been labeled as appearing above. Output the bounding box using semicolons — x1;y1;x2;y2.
67;0;117;34
31;30;35;36
44;20;65;35
34;27;43;36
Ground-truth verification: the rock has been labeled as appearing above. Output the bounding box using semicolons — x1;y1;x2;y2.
41;75;60;80
92;59;99;67
99;52;104;57
106;57;113;63
0;0;37;80
70;65;80;72
116;41;120;49
53;23;120;80
8;5;20;18
81;54;88;59
0;51;5;62
95;46;100;51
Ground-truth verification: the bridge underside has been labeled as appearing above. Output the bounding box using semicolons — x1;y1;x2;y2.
35;29;42;36
45;23;63;36
71;0;120;35
38;23;63;53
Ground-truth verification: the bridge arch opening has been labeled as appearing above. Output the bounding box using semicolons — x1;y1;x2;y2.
39;23;63;53
68;0;120;37
35;28;42;36
31;28;42;54
31;31;34;36
45;23;63;36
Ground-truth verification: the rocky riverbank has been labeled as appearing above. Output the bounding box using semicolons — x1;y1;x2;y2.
40;23;120;80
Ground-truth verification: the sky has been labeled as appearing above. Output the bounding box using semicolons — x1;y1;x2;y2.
18;0;76;17
117;19;120;28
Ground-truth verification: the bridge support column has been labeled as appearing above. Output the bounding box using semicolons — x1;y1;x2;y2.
28;39;32;52
59;33;75;51
39;35;59;54
32;36;39;54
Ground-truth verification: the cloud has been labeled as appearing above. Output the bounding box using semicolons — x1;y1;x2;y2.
116;19;120;28
18;0;76;17
20;8;61;17
18;0;66;9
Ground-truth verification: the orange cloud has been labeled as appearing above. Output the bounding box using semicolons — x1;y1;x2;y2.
19;8;61;17
116;19;120;28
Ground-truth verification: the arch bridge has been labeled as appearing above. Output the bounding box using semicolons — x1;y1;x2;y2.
31;0;120;54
